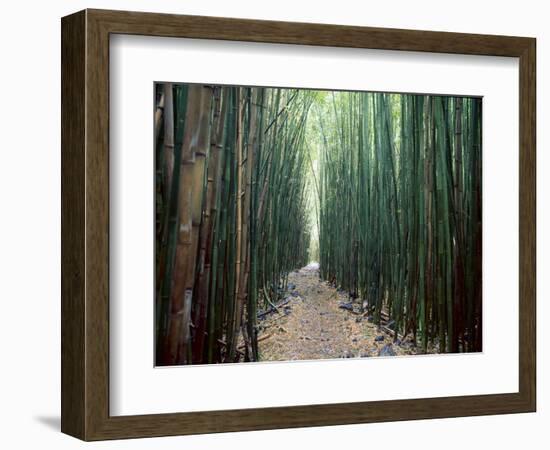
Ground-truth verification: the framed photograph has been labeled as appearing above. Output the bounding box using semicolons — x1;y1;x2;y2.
61;9;536;440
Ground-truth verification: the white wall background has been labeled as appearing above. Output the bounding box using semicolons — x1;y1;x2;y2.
0;0;546;448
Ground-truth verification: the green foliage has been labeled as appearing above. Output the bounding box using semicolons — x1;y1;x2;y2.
155;85;312;364
316;91;482;352
155;84;483;365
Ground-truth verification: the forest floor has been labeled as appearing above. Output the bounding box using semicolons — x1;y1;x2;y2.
257;263;434;362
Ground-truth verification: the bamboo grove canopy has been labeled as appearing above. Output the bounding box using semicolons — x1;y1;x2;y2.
154;83;482;365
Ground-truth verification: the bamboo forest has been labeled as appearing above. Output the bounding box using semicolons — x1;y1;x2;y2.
154;83;482;366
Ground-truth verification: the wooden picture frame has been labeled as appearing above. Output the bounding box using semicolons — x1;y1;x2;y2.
61;9;536;441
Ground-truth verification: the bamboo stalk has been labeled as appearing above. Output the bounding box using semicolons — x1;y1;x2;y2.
162;85;212;365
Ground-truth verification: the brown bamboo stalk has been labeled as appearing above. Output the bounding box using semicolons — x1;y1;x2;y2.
162;85;212;365
192;87;227;362
452;97;465;351
240;88;259;359
154;89;165;143
423;96;434;352
229;88;245;360
155;83;175;349
163;83;175;197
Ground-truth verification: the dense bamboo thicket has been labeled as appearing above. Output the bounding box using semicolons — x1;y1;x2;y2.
317;92;482;353
155;84;313;365
155;83;483;365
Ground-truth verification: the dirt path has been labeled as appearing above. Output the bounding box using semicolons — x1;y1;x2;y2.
258;263;421;361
